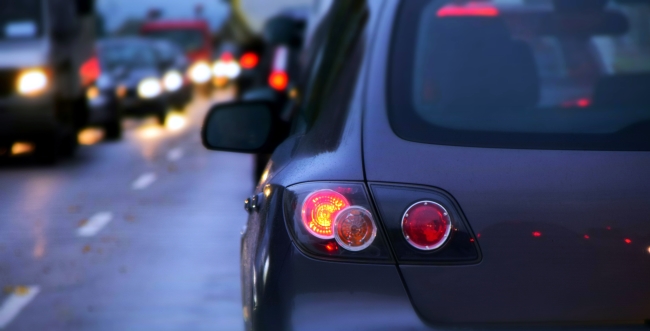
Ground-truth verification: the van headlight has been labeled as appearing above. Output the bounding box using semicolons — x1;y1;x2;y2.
163;71;183;91
188;62;211;83
137;78;162;99
17;69;48;96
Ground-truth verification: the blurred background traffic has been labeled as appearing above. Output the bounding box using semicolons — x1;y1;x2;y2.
0;0;313;329
1;0;311;163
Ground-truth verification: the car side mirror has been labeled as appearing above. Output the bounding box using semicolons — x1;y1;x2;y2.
201;101;288;154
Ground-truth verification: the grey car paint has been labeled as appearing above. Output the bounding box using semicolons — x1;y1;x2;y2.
364;0;650;325
239;1;429;330
239;0;650;330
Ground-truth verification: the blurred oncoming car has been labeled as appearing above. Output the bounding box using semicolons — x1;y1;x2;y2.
202;0;650;330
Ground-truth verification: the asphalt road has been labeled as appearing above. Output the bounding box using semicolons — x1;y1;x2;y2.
0;89;251;331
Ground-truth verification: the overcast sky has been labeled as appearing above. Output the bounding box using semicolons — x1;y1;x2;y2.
97;0;230;32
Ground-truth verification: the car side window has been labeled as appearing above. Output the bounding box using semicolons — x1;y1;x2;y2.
289;0;369;136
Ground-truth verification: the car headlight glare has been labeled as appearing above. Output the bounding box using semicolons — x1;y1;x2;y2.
17;69;48;95
188;62;211;83
137;78;162;99
212;61;241;79
163;71;183;91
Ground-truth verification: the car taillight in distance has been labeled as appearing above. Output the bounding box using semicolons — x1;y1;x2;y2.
334;206;377;251
240;52;259;69
268;71;288;91
284;182;392;262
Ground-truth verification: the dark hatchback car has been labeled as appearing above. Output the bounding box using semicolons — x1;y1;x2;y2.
96;38;169;126
203;0;650;330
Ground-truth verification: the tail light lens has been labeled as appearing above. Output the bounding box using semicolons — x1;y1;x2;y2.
333;206;377;251
370;184;480;264
436;3;499;17
284;182;392;262
79;55;101;87
402;201;451;250
268;71;288;91
240;52;259;69
301;190;349;239
220;51;234;62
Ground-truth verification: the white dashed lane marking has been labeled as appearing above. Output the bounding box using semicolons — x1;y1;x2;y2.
0;286;40;329
167;147;183;161
77;212;113;237
131;172;157;190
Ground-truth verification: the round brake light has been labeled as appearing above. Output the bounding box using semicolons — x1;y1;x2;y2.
333;206;377;251
268;71;288;91
240;52;259;69
301;190;349;239
402;201;452;250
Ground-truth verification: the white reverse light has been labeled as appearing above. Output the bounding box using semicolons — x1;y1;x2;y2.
137;78;162;99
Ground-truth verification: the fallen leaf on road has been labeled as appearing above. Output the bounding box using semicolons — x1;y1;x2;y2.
14;286;29;296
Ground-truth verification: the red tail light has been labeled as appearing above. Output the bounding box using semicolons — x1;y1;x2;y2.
402;201;452;250
240;52;259;69
80;55;101;87
301;190;349;239
220;51;234;62
285;183;393;261
268;71;288;91
437;4;499;17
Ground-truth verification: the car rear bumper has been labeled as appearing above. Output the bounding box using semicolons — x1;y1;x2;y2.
167;86;192;109
252;243;428;331
119;96;166;116
261;243;650;331
0;96;58;141
88;94;119;125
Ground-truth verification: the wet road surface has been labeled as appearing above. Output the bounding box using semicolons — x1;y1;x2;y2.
0;90;250;330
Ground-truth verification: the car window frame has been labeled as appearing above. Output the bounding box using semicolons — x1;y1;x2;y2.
289;0;369;136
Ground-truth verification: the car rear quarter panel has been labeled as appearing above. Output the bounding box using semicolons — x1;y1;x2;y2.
364;0;650;325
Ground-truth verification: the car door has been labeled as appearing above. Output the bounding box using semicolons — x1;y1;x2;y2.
241;2;373;329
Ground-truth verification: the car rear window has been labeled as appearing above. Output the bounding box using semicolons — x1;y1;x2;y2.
389;0;650;151
143;29;205;53
98;41;158;70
